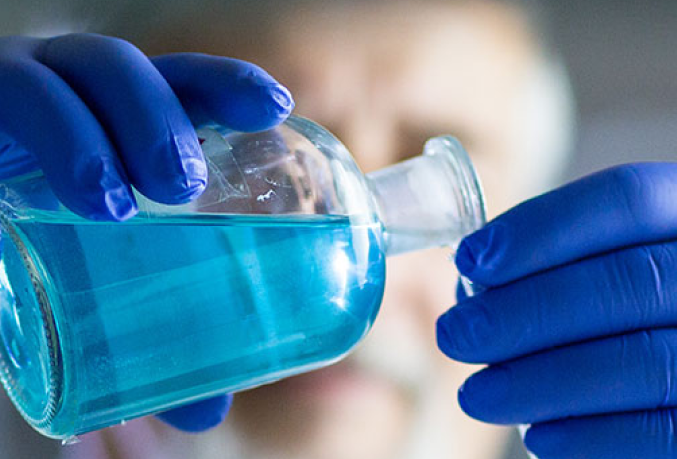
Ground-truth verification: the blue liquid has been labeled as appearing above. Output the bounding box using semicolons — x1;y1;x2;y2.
0;213;385;437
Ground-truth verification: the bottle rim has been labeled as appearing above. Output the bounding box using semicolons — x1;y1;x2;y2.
424;136;487;234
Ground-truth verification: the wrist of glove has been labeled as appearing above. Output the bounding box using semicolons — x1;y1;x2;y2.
437;163;677;459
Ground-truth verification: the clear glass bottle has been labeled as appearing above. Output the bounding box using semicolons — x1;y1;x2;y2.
0;115;485;439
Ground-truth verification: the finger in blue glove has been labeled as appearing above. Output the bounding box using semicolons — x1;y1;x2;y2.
456;327;677;425
156;394;234;433
454;163;677;286
0;34;294;220
524;409;677;459
438;240;677;364
151;53;294;132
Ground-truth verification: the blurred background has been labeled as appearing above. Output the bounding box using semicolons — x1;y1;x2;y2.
0;0;676;458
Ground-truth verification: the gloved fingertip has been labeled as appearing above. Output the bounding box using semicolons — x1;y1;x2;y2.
170;155;208;204
103;188;138;221
142;137;208;205
182;156;208;193
169;129;208;203
436;314;460;359
78;186;136;221
171;179;206;204
457;367;511;423
455;278;469;302
156;394;233;433
455;223;508;283
436;303;491;363
457;382;474;417
223;67;295;132
230;82;294;132
522;424;563;459
268;84;295;116
455;240;477;277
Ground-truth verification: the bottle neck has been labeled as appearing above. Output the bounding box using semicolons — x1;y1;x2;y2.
366;136;486;257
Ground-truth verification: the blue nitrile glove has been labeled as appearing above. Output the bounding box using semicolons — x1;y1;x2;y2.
437;163;677;459
0;33;294;432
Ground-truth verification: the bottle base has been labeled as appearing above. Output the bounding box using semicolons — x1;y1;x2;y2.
0;214;62;431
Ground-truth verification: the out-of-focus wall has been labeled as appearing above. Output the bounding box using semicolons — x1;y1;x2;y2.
545;0;677;178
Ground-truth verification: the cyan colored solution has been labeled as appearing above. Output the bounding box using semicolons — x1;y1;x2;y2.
1;212;385;436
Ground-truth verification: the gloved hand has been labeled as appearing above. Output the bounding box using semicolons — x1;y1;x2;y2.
0;33;294;431
437;163;677;459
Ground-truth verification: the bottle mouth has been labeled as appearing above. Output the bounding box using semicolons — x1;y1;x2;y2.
423;136;487;236
366;135;486;256
0;216;62;429
423;136;487;296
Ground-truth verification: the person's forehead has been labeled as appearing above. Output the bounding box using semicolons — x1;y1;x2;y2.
279;3;538;115
266;0;553;181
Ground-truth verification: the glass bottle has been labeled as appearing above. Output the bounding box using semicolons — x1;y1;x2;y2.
0;115;485;439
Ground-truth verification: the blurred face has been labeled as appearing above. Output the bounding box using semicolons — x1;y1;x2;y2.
216;4;564;459
115;3;571;459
